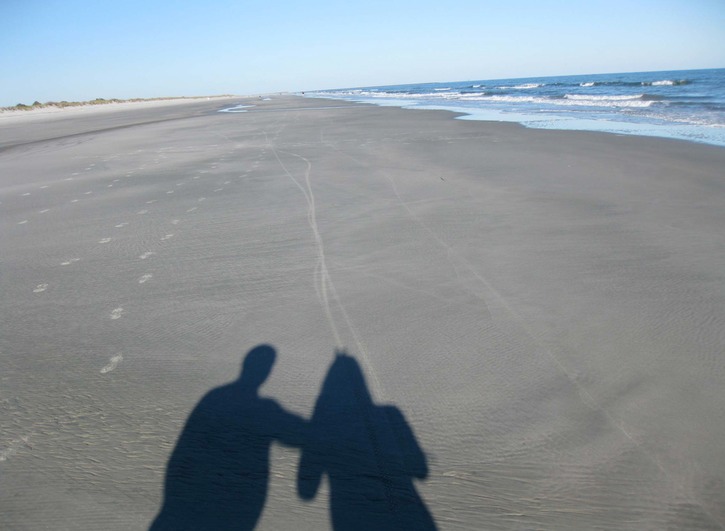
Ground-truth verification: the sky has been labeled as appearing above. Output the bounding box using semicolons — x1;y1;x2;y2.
1;0;724;106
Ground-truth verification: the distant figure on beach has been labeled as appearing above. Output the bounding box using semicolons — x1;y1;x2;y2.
150;344;305;531
298;352;436;530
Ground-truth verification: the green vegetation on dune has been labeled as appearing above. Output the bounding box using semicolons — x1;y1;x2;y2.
1;95;234;112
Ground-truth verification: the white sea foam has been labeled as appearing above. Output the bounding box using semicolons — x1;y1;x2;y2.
458;94;654;108
564;94;653;107
323;90;655;108
497;83;542;89
219;104;253;113
565;94;642;101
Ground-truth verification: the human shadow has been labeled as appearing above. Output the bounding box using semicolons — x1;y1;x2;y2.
150;344;306;531
298;352;437;530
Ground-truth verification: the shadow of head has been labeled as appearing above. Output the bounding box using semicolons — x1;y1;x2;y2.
239;343;276;389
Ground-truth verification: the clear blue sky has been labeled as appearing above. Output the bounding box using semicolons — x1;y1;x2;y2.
2;0;724;106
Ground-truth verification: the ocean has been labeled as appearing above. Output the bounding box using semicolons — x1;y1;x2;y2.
308;68;725;146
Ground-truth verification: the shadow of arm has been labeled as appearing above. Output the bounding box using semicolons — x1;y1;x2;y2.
297;450;324;500
271;403;308;448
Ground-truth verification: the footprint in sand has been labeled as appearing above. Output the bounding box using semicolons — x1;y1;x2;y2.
61;258;80;266
110;307;124;320
98;237;112;244
0;436;31;462
138;273;153;284
100;354;123;374
33;284;48;293
139;251;155;260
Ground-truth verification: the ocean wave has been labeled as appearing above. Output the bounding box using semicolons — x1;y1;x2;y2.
319;90;658;108
473;94;656;108
563;94;655;107
648;79;690;86
575;79;691;88
498;83;542;89
565;94;643;101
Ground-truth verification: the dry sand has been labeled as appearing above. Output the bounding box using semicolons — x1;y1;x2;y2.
1;95;724;530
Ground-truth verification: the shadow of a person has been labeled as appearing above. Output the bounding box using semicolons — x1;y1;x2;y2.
298;352;437;530
150;344;306;530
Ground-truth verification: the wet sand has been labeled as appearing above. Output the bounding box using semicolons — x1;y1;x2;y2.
1;95;724;529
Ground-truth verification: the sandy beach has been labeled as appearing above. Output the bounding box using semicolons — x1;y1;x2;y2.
1;95;724;529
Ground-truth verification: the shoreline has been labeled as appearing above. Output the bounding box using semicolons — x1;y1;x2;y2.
306;94;725;148
303;94;725;151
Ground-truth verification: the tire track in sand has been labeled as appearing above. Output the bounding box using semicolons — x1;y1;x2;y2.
267;132;384;398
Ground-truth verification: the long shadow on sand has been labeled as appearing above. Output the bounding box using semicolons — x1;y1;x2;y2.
150;346;436;530
150;344;305;531
298;352;437;530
